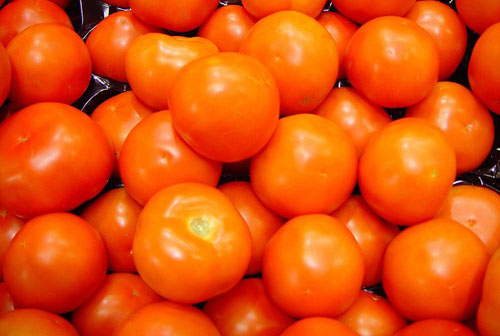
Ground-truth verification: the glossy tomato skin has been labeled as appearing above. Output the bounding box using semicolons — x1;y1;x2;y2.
456;0;500;34
0;44;10;107
0;210;24;282
477;248;500;336
0;309;78;336
119;111;222;205
395;319;477;336
169;52;280;163
241;0;327;18
133;183;252;304
281;317;358;336
203;278;294;336
345;16;438;108
383;218;489;321
3;213;107;314
115;301;220;336
0;103;114;219
102;0;128;7
331;0;415;23
240;11;338;115
0;283;14;316
71;273;162;336
251;114;357;219
469;23;500;115
125;33;218;110
81;188;142;272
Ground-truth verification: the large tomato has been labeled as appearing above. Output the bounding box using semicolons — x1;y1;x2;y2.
331;0;415;23
477;247;500;336
0;210;23;282
281;318;358;336
241;0;328;18
395;319;477;336
0;309;78;336
169;52;280;162
0;284;13;316
456;0;500;34
240;11;338;115
0;44;10;107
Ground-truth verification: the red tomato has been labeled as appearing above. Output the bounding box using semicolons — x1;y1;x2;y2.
115;301;220;336
71;273;162;336
0;0;72;47
456;0;500;34
396;319;477;336
3;213;107;313
0;44;10;107
0;283;14;316
48;0;72;7
314;87;390;158
251;114;357;219
203;278;294;336
86;11;160;82
0;210;23;282
345;16;438;108
125;33;218;110
331;0;415;23
383;218;489;321
0;103;114;219
477;248;500;336
405;1;467;80
133;183;252;304
469;22;500;115
218;182;284;275
102;0;128;7
129;0;219;32
241;0;327;18
0;309;78;336
81;188;142;273
240;11;338;115
169;52;280;162
198;5;256;52
281;317;358;336
7;23;91;106
119;111;222;205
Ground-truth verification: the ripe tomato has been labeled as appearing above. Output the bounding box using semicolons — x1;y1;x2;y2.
218;182;284;275
86;11;160;82
241;0;327;19
102;0;128;7
129;0;219;32
331;0;415;23
0;44;10;107
383;218;489;321
0;0;72;47
468;22;500;115
262;214;364;318
0;210;23;282
345;16;438;108
198;5;256;52
240;11;338;115
0;283;13;316
0;103;114;219
71;273;162;336
7;24;91;106
406;82;494;174
251;114;357;219
115;301;220;336
331;195;399;287
3;213;107;313
81;188;142;273
405;1;467;80
169;52;280;162
0;309;78;336
456;0;500;34
133;183;252;304
314;87;390;158
281;317;358;336
395;319;477;336
477;247;500;336
119;111;222;205
125;33;218;110
203;278;294;336
47;0;72;7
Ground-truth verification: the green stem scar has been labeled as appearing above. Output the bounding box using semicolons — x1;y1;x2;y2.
189;218;212;238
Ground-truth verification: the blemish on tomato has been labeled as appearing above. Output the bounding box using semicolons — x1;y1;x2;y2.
0;210;6;218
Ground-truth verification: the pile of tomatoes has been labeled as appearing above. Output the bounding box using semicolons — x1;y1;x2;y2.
1;0;500;335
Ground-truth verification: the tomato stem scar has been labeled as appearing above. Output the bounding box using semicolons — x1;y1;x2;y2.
189;218;211;238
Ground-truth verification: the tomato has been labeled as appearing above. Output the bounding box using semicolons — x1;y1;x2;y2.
7;23;91;106
218;182;284;275
281;317;358;336
345;16;438;108
331;0;415;23
456;0;500;34
314;87;390;158
72;273;162;336
198;5;256;52
102;0;128;7
129;0;219;32
316;12;358;79
477;247;500;336
331;195;399;287
203;278;294;336
125;33;218;110
405;1;467;80
119;111;222;205
241;0;328;19
0;210;23;282
0;0;72;47
3;213;107;313
0;44;10;107
240;11;338;115
48;0;72;7
115;301;220;336
395;319;477;336
86;11;160;82
81;188;142;273
0;284;13;316
0;309;78;336
383;218;489;321
169;52;280;162
468;23;500;115
133;183;252;304
251;114;357;219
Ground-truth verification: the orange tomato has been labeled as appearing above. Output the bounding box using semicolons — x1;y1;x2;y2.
0;44;10;107
0;283;13;316
395;319;477;336
477;247;500;336
0;309;78;336
0;211;24;284
282;317;358;336
456;0;500;34
241;0;328;19
331;0;415;23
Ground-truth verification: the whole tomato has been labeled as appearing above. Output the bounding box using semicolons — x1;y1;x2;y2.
0;309;78;336
0;103;114;219
395;319;477;336
0;210;23;282
331;0;415;23
0;283;13;316
241;0;328;18
477;247;500;336
456;0;500;34
0;44;10;107
281;317;358;336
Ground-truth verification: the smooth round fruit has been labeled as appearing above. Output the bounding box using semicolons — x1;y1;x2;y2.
331;0;415;23
456;0;500;34
0;284;14;316
241;0;328;18
0;309;78;336
281;318;358;336
395;319;477;336
0;44;11;107
477;248;500;336
0;210;23;282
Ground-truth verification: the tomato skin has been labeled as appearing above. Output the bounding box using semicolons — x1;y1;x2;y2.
240;11;338;115
0;309;78;336
0;44;10;107
0;283;14;316
0;210;24;282
241;0;327;19
477;248;500;336
281;317;358;336
0;102;114;219
119;111;222;205
395;319;477;336
456;0;500;34
203;278;294;336
71;273;162;336
102;0;128;7
383;218;489;321
331;0;415;24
